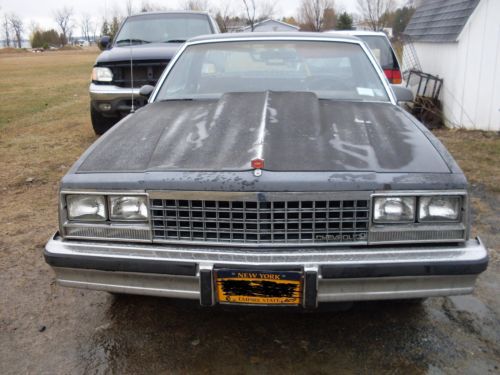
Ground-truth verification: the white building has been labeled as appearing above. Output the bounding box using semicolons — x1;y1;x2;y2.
242;19;300;33
404;0;500;131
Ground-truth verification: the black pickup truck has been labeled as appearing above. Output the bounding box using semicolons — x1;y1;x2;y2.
89;11;219;134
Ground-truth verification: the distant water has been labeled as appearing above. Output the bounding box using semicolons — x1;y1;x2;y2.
0;40;31;48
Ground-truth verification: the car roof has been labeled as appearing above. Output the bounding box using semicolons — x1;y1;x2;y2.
325;30;389;38
128;10;211;18
187;32;361;44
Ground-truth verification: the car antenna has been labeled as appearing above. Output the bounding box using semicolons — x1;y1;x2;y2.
129;40;135;113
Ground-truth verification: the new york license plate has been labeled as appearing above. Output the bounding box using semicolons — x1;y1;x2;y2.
215;269;303;305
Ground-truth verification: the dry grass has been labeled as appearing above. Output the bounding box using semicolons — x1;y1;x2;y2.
433;129;500;192
0;49;98;254
0;47;29;55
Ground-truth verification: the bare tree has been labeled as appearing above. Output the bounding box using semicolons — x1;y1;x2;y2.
213;2;235;33
9;14;23;48
125;0;135;16
242;0;258;31
181;0;209;11
242;0;276;31
260;1;277;20
28;20;40;35
140;1;167;12
3;14;11;47
299;0;335;31
80;13;93;43
92;19;99;43
54;6;74;45
356;0;395;31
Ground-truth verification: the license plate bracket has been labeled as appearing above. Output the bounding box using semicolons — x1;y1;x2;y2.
215;269;303;306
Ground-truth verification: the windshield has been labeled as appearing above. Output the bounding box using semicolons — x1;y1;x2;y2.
114;13;212;46
358;35;399;70
155;41;390;102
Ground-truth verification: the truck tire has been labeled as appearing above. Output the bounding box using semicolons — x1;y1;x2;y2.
91;106;120;135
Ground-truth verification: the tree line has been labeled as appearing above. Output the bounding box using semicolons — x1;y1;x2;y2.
1;0;415;49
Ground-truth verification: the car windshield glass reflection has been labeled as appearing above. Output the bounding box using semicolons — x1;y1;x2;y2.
114;13;212;45
156;41;390;102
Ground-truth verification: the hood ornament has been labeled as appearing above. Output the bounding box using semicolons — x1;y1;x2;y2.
251;158;264;177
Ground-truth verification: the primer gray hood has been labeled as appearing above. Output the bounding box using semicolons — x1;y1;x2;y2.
77;92;450;174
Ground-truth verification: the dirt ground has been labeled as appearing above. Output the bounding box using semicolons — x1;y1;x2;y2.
0;50;499;374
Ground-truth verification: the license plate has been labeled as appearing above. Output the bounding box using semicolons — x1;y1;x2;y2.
215;269;303;306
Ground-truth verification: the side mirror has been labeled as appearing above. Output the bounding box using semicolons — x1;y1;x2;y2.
98;36;111;51
391;85;414;103
139;85;155;98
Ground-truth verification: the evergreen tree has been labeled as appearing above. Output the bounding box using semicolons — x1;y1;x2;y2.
336;12;353;30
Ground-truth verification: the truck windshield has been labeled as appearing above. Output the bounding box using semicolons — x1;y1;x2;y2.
114;13;212;46
155;41;390;102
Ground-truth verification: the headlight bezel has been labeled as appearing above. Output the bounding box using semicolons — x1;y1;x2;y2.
91;66;113;82
371;191;466;225
63;192;150;223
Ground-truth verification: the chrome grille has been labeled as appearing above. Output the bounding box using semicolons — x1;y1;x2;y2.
150;196;369;246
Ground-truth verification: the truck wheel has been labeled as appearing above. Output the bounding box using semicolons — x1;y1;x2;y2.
90;106;119;135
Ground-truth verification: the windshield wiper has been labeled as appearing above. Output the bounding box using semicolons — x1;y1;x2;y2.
163;39;186;43
159;98;193;102
115;38;151;45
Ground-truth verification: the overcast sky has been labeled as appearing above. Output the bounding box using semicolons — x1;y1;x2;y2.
0;0;363;35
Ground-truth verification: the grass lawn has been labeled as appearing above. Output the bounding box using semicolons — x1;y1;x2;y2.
433;129;500;193
0;49;98;255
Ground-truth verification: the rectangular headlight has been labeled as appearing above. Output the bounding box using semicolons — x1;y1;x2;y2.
373;196;415;223
109;196;148;221
67;195;107;221
418;196;461;222
91;67;113;82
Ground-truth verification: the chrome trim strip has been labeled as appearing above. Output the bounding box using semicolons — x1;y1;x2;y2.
54;267;199;300
317;275;476;302
51;267;478;302
46;235;487;267
148;190;370;201
89;83;140;101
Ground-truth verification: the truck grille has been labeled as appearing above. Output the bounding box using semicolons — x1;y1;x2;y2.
106;60;170;88
150;196;369;246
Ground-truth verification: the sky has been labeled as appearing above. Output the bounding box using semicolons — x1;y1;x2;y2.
0;0;362;36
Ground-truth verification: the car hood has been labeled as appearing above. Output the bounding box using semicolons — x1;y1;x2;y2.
77;91;450;174
95;42;182;64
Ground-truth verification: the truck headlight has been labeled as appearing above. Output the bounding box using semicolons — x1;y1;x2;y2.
419;196;461;222
109;196;148;221
373;196;415;223
92;67;113;82
67;195;107;221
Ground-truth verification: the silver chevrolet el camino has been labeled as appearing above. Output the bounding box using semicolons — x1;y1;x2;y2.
45;33;488;308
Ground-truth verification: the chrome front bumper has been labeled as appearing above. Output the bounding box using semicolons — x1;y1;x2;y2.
89;83;140;102
44;234;488;307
